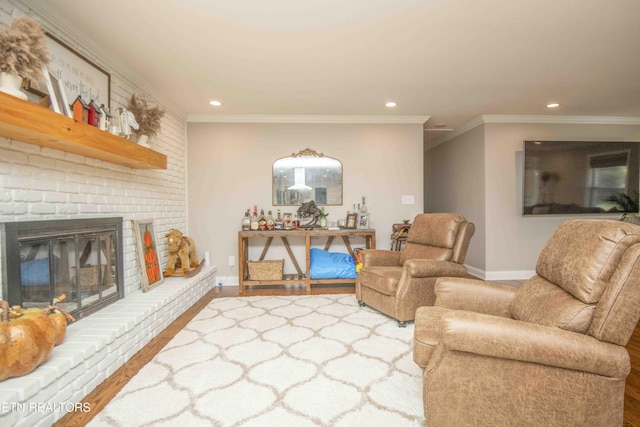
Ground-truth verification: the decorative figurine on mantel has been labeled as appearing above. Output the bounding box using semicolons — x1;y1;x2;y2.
127;94;165;147
164;229;204;277
72;96;89;124
297;200;326;228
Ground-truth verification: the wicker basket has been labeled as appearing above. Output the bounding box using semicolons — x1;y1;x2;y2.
247;259;284;281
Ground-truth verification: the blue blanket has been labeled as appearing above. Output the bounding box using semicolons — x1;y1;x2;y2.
309;248;357;279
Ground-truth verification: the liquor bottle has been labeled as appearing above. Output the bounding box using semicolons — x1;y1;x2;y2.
319;207;328;228
274;209;284;230
358;196;369;229
241;209;251;231
258;209;267;230
250;205;259;230
266;210;275;230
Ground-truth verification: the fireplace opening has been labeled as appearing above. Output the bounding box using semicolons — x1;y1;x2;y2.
1;217;124;319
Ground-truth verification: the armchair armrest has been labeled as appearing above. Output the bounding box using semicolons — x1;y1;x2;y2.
361;249;401;267
435;277;516;317
403;259;468;278
441;311;630;378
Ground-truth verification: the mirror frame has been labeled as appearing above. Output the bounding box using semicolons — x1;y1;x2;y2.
272;148;343;206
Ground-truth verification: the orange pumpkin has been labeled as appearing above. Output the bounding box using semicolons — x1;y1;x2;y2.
48;312;67;346
144;226;154;247
145;246;160;283
0;301;56;381
0;296;73;381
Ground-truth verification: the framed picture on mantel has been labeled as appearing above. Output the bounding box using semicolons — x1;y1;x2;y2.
45;32;111;109
48;69;72;118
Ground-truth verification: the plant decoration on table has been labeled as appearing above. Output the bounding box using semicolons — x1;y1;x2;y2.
127;94;165;147
608;191;640;225
0;16;49;100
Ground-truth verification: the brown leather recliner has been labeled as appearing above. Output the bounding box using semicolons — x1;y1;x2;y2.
355;213;475;326
413;219;640;426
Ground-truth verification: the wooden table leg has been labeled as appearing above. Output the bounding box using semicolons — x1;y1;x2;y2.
341;236;355;257
367;234;376;249
237;234;245;295
323;236;335;251
258;237;273;261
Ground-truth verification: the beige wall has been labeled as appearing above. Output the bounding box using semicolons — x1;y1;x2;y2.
426;119;640;279
187;121;424;282
424;124;486;271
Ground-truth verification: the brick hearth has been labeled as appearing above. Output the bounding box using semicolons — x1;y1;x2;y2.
0;267;216;427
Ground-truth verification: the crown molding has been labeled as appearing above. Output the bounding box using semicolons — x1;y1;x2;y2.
186;114;430;124
481;115;640;125
426;115;640;150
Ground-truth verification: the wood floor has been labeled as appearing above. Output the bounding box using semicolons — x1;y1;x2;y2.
55;284;640;426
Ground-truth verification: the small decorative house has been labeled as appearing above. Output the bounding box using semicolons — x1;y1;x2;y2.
88;100;101;127
71;96;89;124
98;104;110;131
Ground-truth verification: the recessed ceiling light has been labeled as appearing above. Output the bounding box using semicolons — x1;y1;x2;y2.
385;101;397;108
546;103;560;108
209;100;222;106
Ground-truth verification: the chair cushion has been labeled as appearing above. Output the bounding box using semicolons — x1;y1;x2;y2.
357;266;402;296
399;214;465;264
510;276;595;334
536;220;640;303
400;243;452;265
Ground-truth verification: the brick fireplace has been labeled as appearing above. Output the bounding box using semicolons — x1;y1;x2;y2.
1;217;124;319
0;218;218;427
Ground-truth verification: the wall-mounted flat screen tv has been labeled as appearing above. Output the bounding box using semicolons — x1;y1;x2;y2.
523;140;640;215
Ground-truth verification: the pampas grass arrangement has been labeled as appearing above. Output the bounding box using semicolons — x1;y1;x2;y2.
0;16;49;81
127;94;165;139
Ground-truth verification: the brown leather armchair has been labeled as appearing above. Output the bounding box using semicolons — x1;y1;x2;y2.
413;219;640;426
355;213;475;326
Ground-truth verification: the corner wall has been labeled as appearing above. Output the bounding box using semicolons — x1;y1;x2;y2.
425;117;640;279
424;124;486;273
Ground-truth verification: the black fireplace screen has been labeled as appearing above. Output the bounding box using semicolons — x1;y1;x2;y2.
1;218;124;319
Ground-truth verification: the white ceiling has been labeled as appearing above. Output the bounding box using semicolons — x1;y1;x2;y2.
24;0;640;131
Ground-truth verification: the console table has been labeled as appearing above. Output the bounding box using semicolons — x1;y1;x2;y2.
238;229;376;295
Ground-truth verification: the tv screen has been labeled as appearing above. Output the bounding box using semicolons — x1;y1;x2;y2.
523;140;640;215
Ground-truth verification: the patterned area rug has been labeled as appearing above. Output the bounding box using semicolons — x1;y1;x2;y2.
88;294;425;426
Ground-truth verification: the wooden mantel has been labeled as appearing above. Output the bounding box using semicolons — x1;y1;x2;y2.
0;92;167;170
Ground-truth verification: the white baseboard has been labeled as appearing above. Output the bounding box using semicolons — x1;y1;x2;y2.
466;265;535;281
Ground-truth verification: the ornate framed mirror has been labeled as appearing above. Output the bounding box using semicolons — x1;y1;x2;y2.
273;148;343;206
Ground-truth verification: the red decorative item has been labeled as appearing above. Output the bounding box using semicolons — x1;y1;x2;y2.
143;226;161;284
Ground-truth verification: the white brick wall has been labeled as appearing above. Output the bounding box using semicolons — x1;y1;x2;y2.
0;3;218;426
0;0;188;297
0;267;216;427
